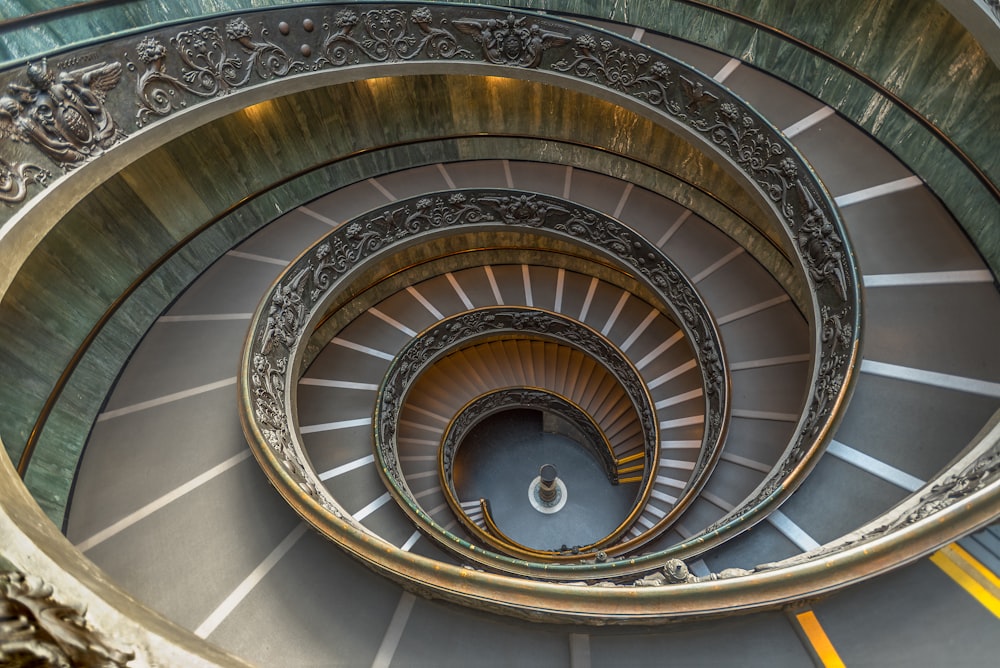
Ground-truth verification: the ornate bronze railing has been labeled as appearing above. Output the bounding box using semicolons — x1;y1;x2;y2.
380;309;659;562
440;387;620;486
242;187;731;580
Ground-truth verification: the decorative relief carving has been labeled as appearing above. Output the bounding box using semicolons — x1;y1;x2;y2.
0;59;124;169
244;189;727;561
0;157;49;203
452;13;570;67
130;19;307;126
319;7;472;66
0;571;134;667
631;558;752;586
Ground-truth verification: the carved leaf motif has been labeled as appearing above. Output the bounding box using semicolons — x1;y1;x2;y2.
0;571;134;667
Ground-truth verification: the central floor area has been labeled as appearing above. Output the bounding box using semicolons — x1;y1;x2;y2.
452;410;640;550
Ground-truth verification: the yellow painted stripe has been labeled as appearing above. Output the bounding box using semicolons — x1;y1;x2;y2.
930;544;1000;618
795;610;846;668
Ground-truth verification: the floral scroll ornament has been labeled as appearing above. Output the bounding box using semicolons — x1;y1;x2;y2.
0;571;134;667
319;7;472;66
132;18;305;126
0;156;49;204
0;59;124;169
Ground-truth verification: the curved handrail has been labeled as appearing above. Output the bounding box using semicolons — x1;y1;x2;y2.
243;188;731;580
380;310;659;562
439;386;620;488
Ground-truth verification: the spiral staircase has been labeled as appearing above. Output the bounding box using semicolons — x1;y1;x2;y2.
1;2;999;667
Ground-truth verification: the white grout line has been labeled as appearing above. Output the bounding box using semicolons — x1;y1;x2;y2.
651;489;677;504
407;405;449;424
436;163;457;188
660;458;697;471
319;454;375;481
863;270;995;288
729;354;810;371
332;337;394;360
767;510;820;551
522;264;534;306
713;57;741;83
371;592;417;668
782;105;836;138
731;408;798;422
826;440;925;492
630;26;645;42
555;268;566;312
414;487;441;500
636;330;685;370
620;308;660;352
613;182;634;218
369;307;418;336
75;450;252;553
195;522;308;638
398;437;439;447
426;502;450;516
701;491;735;511
400;530;422;552
579;277;600;321
861;359;1000;398
98;377;236;421
158;313;252;322
405;285;444;319
656;210;690;247
300;417;372;434
661;440;701;450
655;475;687;490
660;415;704;429
720;452;771;474
367;177;396;201
299;378;379;391
717;294;790;325
355;492;392;520
563;165;573;198
297;205;339;227
484;265;505;304
644;503;666;518
834;175;923;207
445;272;475;309
645;358;696;390
398;419;442;434
692;247;743;283
502;160;514;187
655;387;703;409
225;250;289;266
405;470;439;481
601;291;630;335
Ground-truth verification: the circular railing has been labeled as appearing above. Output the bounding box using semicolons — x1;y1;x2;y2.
242;189;730;580
376;307;660;563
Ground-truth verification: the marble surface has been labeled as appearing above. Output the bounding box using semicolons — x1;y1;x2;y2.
1;0;997;523
10;97;781;526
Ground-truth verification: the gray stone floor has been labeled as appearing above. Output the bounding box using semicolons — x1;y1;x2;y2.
453;409;639;550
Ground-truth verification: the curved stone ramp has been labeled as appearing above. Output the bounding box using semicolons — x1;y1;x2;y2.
63;42;1000;668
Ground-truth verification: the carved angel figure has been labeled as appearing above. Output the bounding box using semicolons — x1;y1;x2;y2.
453;13;570;68
0;59;124;169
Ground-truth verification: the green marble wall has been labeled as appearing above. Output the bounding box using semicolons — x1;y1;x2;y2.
2;75;782;525
1;2;994;265
1;0;997;522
